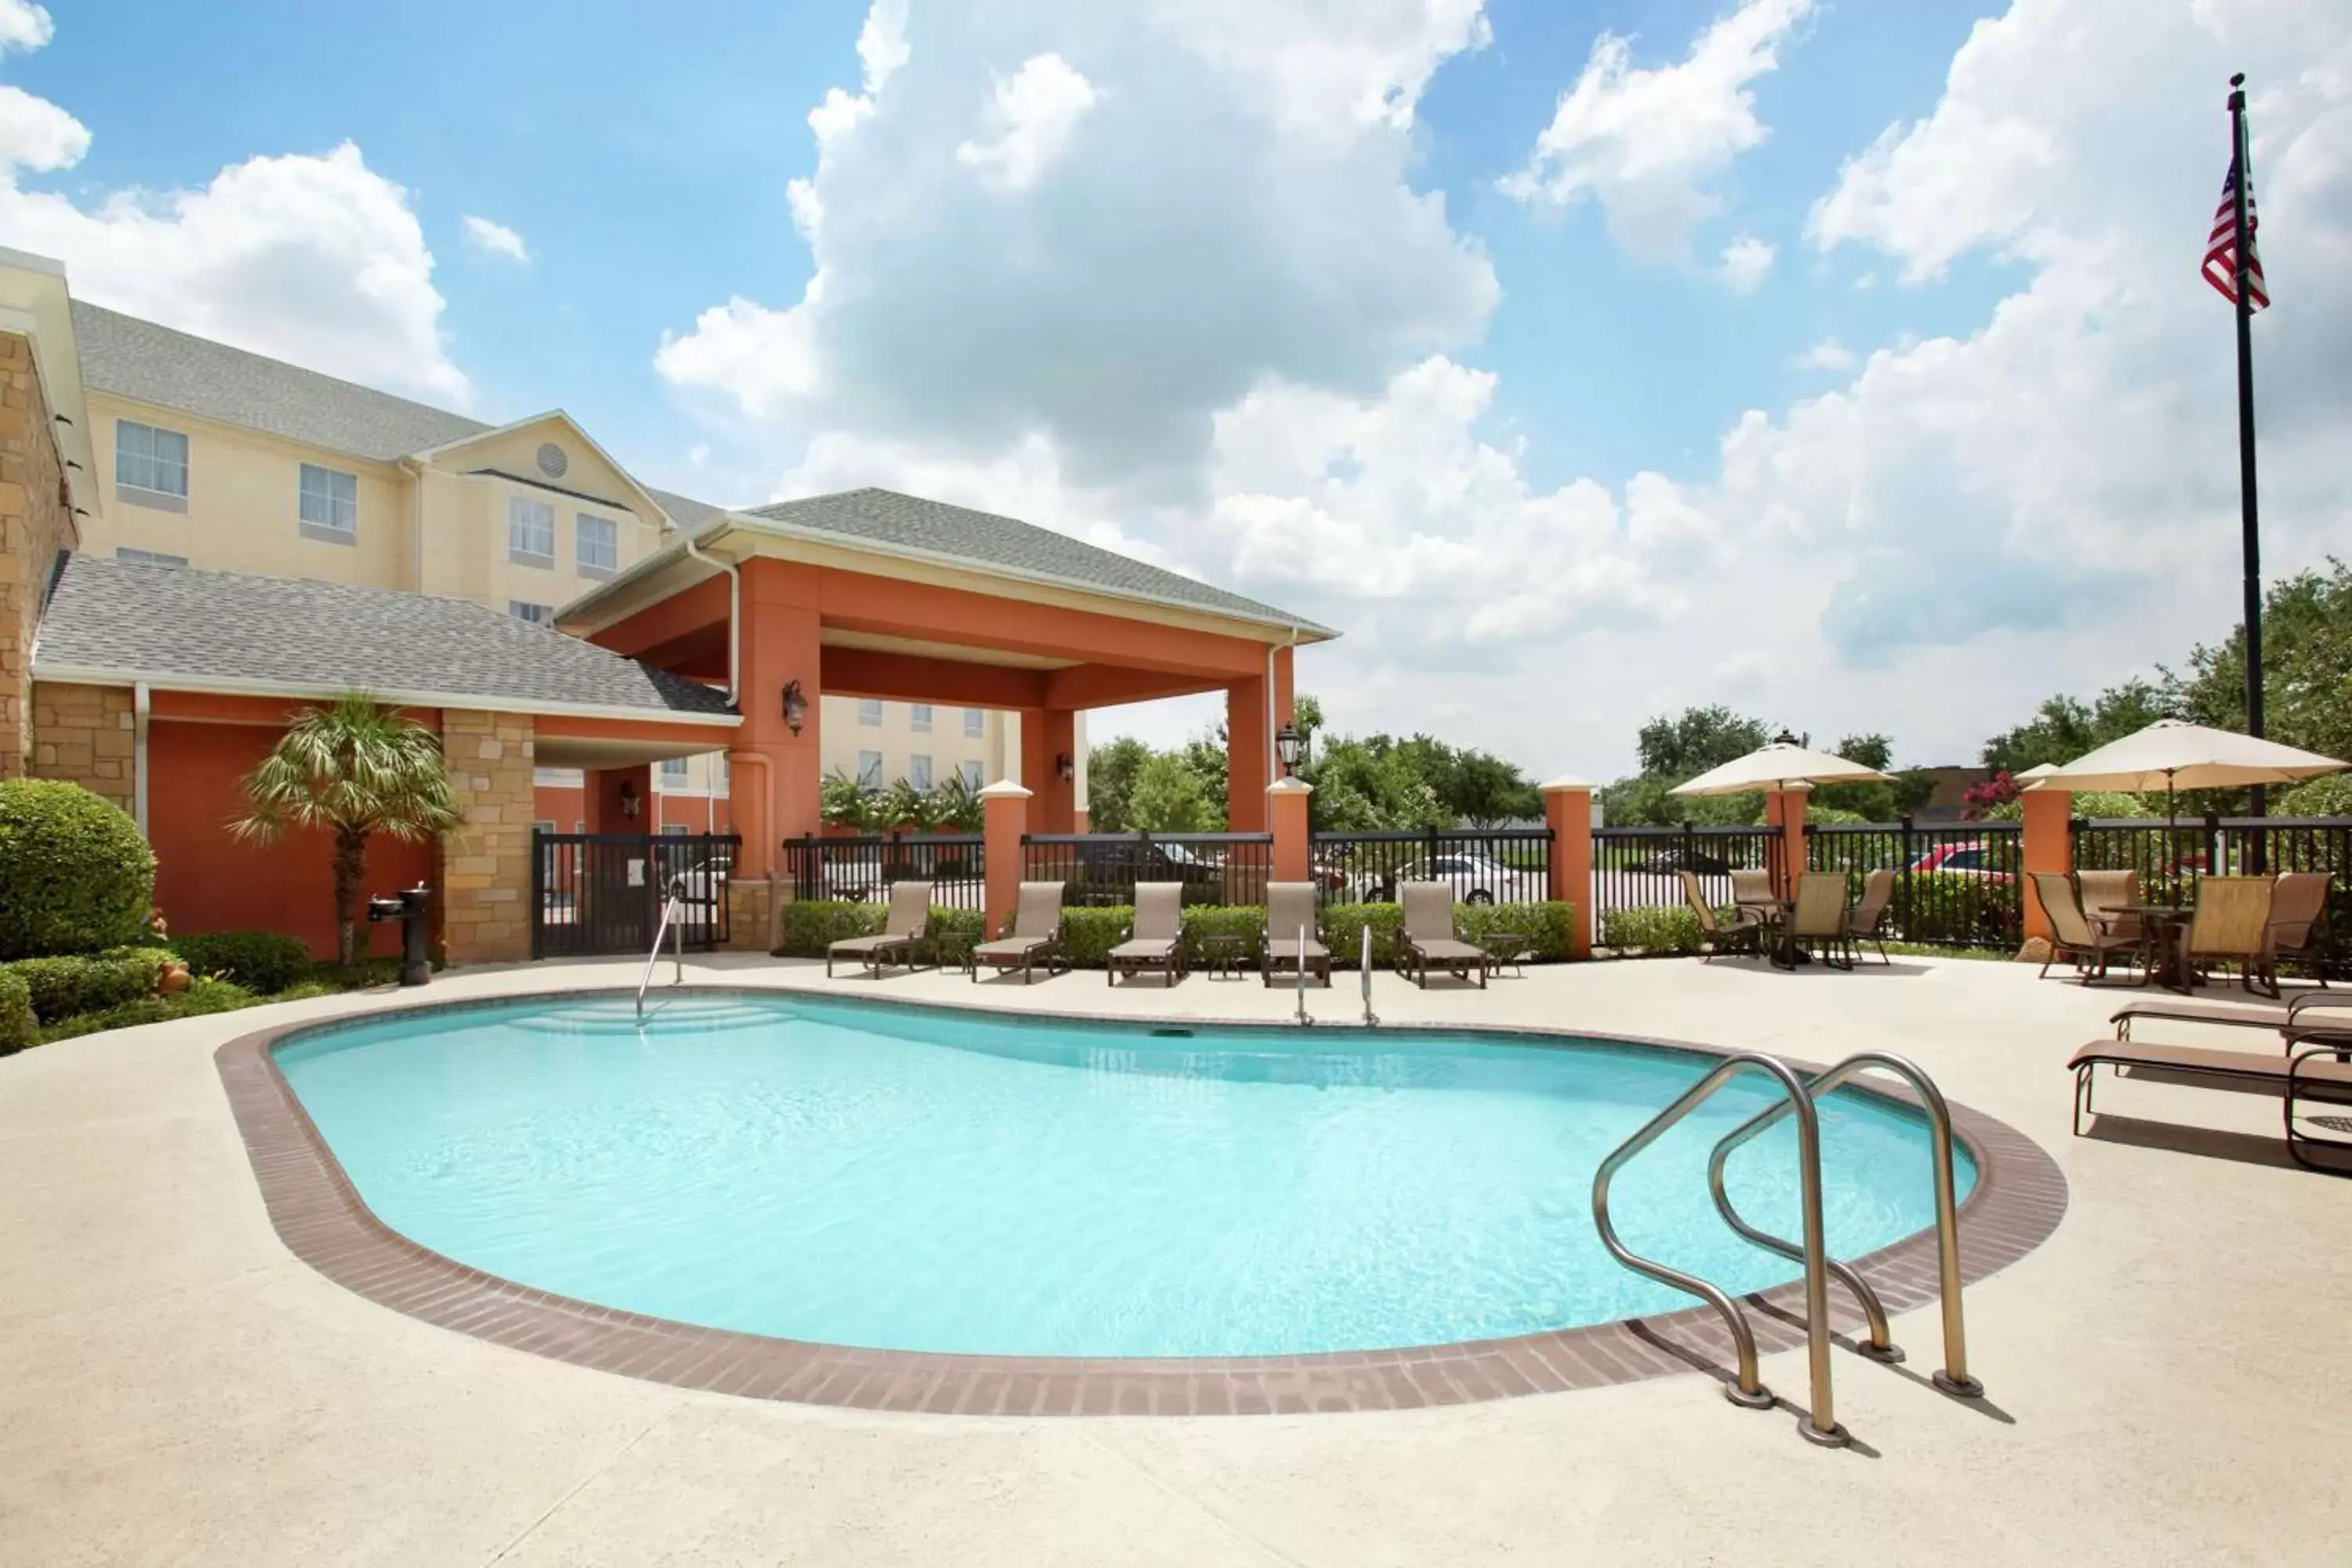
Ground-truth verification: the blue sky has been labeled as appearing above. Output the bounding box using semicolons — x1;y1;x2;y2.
5;1;2347;775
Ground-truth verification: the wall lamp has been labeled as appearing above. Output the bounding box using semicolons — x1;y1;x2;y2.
618;779;644;819
1275;721;1305;776
1055;753;1076;783
782;679;808;736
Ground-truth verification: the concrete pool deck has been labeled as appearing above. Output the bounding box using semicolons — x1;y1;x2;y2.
3;953;2347;1565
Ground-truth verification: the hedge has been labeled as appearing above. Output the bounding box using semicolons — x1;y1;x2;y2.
0;970;34;1055
0;779;158;959
37;978;260;1044
171;931;314;994
1602;905;1704;956
1;947;170;1023
774;902;986;958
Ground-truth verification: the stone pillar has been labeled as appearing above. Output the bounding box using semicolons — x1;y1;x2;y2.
726;875;776;953
1;329;78;781
1267;776;1312;883
27;681;135;811
2021;787;2073;943
979;781;1031;938
440;710;535;965
1541;774;1596;958
1766;786;1809;902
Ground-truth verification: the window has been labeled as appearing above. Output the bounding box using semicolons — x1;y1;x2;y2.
298;463;358;541
909;703;933;733
856;750;883;787
661;823;688;836
509;600;554;624
532;766;582;786
115;420;189;507
508;495;555;564
116;547;187;568
574;818;586;832
909;754;932;790
575;513;618;578
964;707;985;738
858;699;883;727
532;820;556;834
660;757;690;781
960;759;984;790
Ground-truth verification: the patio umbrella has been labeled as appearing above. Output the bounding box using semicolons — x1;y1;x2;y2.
1668;739;1892;797
2027;718;2347;858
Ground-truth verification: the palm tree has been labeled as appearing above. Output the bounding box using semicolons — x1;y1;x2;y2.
234;692;461;967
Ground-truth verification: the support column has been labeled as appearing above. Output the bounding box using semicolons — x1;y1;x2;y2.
439;710;535;966
2021;787;2073;942
734;558;824;877
1766;786;1809;902
1541;775;1596;958
1027;707;1076;833
980;780;1031;938
1267;776;1311;883
1228;678;1268;832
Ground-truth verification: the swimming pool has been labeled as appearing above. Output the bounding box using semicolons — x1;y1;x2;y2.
272;992;1976;1359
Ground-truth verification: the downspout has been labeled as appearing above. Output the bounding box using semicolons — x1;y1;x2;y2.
682;533;739;706
401;459;425;591
132;681;150;836
684;535;760;881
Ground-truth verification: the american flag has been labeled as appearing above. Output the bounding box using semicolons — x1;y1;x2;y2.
2202;151;2268;310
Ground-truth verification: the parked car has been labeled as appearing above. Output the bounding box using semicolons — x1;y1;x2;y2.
1908;842;2015;884
1068;840;1225;904
1359;852;1542;906
1639;845;1732;875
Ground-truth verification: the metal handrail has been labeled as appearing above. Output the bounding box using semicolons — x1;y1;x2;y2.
635;879;686;1019
1359;923;1378;1027
1708;1051;1981;1397
1592;1052;1846;1446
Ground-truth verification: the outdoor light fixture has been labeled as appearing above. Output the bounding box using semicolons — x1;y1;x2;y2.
618;779;644;819
781;679;808;735
1275;721;1305;776
1056;753;1076;783
1773;728;1799;747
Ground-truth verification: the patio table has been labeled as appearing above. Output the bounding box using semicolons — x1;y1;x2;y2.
2115;903;2194;993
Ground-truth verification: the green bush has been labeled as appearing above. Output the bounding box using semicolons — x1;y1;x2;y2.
774;902;986;958
0;779;158;959
38;977;260;1043
1178;905;1265;963
171;931;314;994
1602;904;1704;955
1;948;168;1023
0;969;34;1055
1322;902;1405;966
1455;900;1577;961
1894;871;2018;947
1058;906;1132;969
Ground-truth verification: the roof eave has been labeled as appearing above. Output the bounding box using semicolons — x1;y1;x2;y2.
27;661;743;728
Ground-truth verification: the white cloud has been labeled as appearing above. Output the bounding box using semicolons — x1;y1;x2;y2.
1719;232;1775;291
1788;339;1856;371
1501;0;1812;260
954;54;1101;192
0;13;466;404
0;0;52;56
460;215;530;264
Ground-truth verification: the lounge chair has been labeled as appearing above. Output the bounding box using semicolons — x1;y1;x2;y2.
972;881;1069;983
1107;881;1185;987
2111;990;2352;1047
1782;873;1853;970
1679;870;1764;964
2265;871;2333;988
1260;881;1332;987
825;880;933;978
2076;869;2144;944
1842;869;1896;966
1397;881;1488;989
2030;872;2144;985
2067;1037;2352;1173
2181;876;2277;996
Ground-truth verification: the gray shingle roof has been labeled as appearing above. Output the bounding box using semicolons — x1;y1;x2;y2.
645;487;726;530
35;556;735;717
744;488;1326;630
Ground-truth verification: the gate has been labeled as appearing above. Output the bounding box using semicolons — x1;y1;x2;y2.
531;832;739;958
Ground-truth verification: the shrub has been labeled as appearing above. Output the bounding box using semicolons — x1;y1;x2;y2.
38;976;259;1044
1;949;168;1023
1603;905;1704;955
1893;871;2018;947
1178;906;1265;964
171;931;314;994
0;970;34;1055
0;779;158;959
1323;902;1405;967
774;902;986;959
1058;906;1132;969
1455;900;1577;962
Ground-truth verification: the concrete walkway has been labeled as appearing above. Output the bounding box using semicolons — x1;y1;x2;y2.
2;953;2345;1566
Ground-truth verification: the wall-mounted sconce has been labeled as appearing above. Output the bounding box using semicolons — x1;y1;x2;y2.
1055;753;1075;783
618;779;644;819
782;679;808;735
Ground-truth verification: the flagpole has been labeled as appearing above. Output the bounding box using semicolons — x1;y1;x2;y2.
2227;72;2266;862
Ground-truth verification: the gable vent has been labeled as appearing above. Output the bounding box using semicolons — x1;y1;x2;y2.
535;442;569;479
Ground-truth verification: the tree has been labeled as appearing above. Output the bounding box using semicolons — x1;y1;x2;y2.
1813;731;1937;820
1635;706;1773;780
1129;752;1214;831
1084;736;1151;832
1980;681;2172;774
233;692;459;967
2172;560;2352;764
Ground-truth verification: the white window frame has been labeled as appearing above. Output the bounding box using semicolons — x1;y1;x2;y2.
575;512;619;578
964;707;985;738
856;750;884;788
858;699;884;728
114;419;190;510
116;547;187;568
909;703;933;733
509;600;554;624
659;757;690;781
660;823;689;836
909;754;932;791
508;495;556;565
960;759;984;790
298;463;358;543
532;819;557;834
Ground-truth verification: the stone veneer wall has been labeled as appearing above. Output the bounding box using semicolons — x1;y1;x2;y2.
1;330;78;779
27;681;133;810
439;709;535;964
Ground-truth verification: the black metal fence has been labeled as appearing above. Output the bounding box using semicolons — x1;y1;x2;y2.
779;832;985;909
2074;815;2352;964
1309;827;1554;906
1807;821;2024;951
1591;824;1779;930
532;831;738;958
1022;831;1273;907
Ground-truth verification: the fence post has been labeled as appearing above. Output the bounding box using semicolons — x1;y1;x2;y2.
1896;815;1915;944
2020;787;2072;943
1269;778;1313;884
978;781;1032;938
1540;775;1595;959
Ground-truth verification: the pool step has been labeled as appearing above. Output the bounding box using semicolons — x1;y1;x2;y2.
505;1000;784;1036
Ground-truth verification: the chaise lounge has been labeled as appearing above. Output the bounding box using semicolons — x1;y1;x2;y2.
2067;1035;2352;1173
1107;881;1185;987
826;880;934;978
1397;880;1488;989
972;881;1069;983
1260;881;1332;986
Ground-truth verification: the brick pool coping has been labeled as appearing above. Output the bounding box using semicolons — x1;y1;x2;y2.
215;987;2068;1417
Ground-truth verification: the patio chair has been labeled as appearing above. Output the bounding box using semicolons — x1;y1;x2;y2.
1106;882;1185;987
971;881;1069;984
2075;869;2144;943
2029;872;2145;985
1260;881;1332;987
1842;869;1897;966
825;880;933;978
2182;876;2278;997
2265;871;2333;989
1397;881;1488;989
1784;872;1853;970
1679;870;1764;964
1730;869;1779;921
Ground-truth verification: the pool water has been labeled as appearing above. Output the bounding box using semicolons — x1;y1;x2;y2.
276;994;1974;1359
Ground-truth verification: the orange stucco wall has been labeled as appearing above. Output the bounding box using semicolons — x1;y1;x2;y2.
149;718;430;959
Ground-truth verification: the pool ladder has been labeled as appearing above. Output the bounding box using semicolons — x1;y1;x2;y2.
1590;1051;1981;1448
635;878;687;1019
